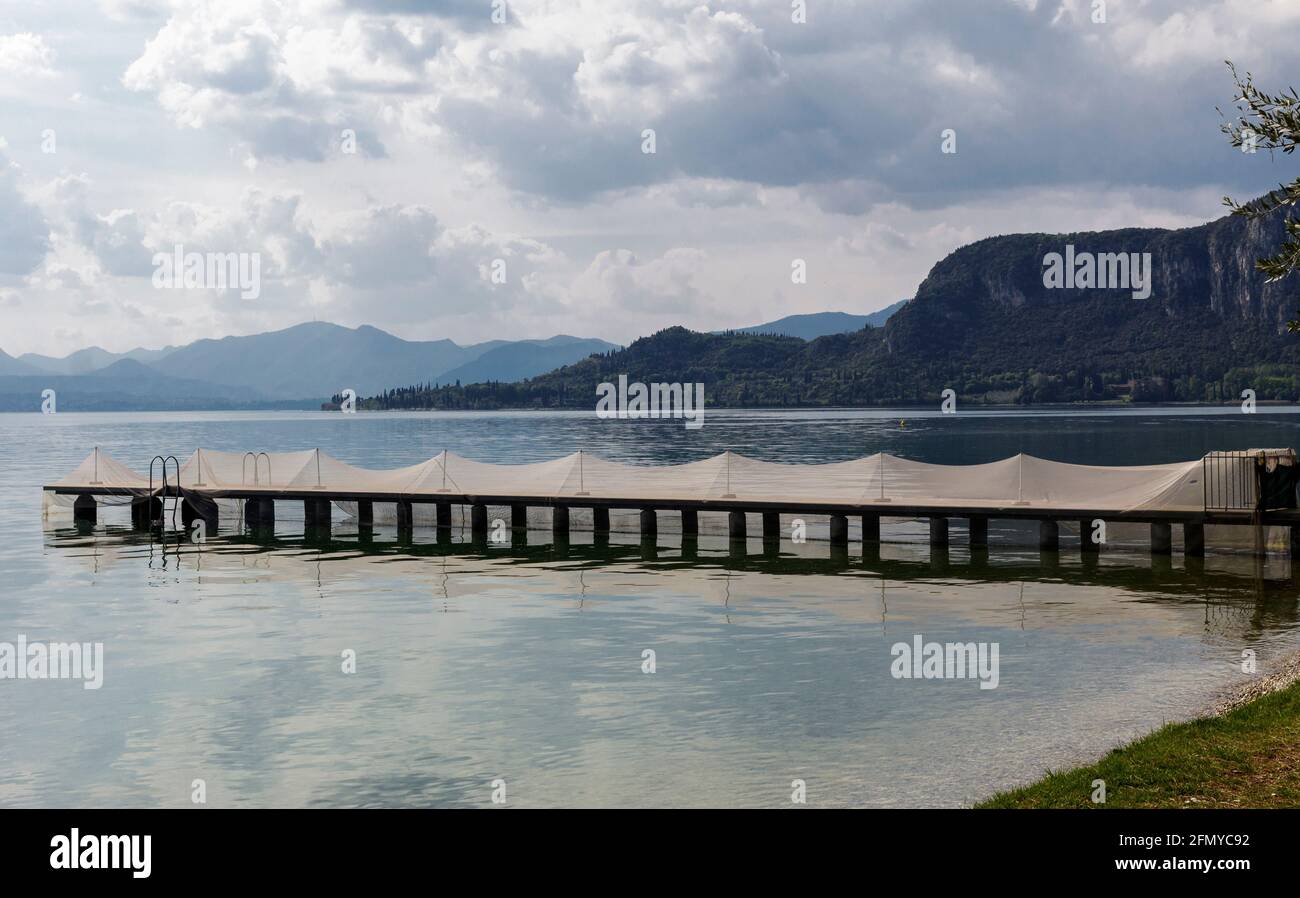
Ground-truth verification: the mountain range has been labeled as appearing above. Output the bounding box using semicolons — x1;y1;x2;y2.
0;307;893;411
717;303;908;340
364;201;1300;409
0;323;619;411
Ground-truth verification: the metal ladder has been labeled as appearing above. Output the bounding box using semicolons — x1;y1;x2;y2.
148;455;181;529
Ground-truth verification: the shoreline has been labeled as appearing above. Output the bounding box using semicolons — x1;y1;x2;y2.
978;646;1300;809
1208;648;1300;716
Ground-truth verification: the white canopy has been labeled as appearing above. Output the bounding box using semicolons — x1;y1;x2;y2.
46;447;1219;513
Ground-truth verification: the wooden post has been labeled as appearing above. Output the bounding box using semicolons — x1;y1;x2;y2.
681;508;698;537
640;508;657;539
762;511;780;543
471;503;488;540
131;498;159;530
245;497;274;530
357;500;373;528
1185;520;1205;558
512;503;528;531
397;500;414;537
862;513;881;544
183;497;218;537
553;505;569;539
435;501;451;531
968;516;988;549
1079;518;1100;554
1151;522;1172;555
305;498;332;529
593;507;610;532
929;517;949;547
73;494;96;525
1038;519;1059;552
830;514;848;546
729;511;747;540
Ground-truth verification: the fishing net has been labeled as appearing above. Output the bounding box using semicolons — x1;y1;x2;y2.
46;446;1254;513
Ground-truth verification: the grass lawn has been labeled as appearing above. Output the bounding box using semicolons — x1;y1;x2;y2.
978;679;1300;808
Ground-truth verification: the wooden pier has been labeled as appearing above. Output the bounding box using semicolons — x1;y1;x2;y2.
43;447;1300;559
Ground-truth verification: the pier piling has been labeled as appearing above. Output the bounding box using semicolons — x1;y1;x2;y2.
681;508;698;537
862;513;881;544
396;500;414;539
553;505;569;540
968;516;988;549
929;517;949;547
131;498;161;531
1185;520;1205;558
304;498;332;532
244;497;274;531
182;497;218;535
593;507;610;533
830;514;849;547
1038;519;1059;552
471;503;488;540
73;495;96;525
1151;522;1172;555
511;503;527;531
1079;518;1100;554
640;508;657;539
762;511;780;544
728;511;747;540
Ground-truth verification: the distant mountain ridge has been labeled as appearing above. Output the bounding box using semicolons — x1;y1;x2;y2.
435;335;621;385
19;345;178;375
0;349;39;376
720;303;907;339
3;322;619;408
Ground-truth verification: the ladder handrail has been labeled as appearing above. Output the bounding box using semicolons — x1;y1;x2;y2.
147;455;182;530
241;451;272;486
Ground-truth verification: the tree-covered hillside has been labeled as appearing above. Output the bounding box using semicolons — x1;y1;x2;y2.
363;203;1300;410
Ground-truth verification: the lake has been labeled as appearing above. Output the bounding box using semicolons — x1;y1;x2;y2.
4;407;1300;807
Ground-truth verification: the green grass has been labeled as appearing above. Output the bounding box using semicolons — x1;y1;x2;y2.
977;679;1300;808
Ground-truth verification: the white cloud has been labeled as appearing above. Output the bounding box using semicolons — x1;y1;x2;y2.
569;247;709;316
0;153;51;275
0;33;56;77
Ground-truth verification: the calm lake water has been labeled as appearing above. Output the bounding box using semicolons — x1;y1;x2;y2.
4;407;1300;808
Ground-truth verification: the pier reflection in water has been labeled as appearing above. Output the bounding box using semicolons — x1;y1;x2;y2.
21;509;1300;809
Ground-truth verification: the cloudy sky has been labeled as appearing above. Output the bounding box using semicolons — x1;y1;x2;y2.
0;0;1297;356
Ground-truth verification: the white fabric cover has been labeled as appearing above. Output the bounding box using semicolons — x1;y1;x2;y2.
45;447;1222;513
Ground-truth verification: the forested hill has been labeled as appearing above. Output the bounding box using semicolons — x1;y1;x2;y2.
364;204;1300;410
